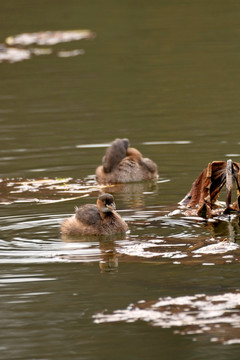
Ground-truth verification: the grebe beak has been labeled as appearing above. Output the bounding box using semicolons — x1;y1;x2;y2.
106;202;116;211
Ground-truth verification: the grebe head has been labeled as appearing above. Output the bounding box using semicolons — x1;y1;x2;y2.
97;193;116;213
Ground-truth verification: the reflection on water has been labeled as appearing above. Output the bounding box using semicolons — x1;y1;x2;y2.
0;29;94;63
5;30;94;46
0;170;163;208
94;290;240;345
105;180;161;208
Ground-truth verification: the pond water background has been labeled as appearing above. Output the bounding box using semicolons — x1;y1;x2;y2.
1;1;240;359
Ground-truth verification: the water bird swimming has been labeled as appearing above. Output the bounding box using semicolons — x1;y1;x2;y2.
96;138;158;184
61;193;128;236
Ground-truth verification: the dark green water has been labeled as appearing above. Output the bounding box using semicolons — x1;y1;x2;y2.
1;1;240;359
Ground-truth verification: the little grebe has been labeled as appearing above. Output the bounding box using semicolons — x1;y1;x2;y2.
96;138;158;184
61;193;128;236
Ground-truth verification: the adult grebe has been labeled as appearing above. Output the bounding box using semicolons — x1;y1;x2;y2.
96;138;158;184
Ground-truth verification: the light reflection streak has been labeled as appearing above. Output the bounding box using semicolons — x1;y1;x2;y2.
93;291;240;344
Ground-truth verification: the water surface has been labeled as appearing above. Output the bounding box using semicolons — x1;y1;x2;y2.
1;0;240;359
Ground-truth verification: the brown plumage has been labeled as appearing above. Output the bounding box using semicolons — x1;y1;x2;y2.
61;193;128;236
96;138;158;184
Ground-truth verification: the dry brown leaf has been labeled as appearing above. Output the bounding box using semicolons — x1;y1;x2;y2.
180;160;240;217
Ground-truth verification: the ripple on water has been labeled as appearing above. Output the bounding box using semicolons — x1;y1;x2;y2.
1;203;240;266
0;172;240;267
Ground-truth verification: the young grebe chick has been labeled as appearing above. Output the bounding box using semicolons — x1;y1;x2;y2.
96;138;158;184
61;193;128;236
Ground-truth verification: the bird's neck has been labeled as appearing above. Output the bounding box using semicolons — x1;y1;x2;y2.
99;211;114;220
